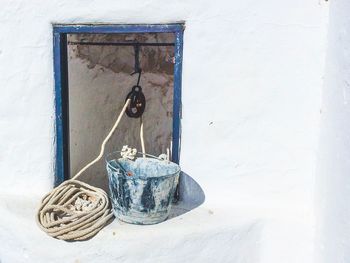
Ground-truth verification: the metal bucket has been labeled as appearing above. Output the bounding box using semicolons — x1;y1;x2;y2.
106;152;180;225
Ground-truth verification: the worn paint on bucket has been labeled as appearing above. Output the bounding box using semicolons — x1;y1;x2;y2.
106;152;180;225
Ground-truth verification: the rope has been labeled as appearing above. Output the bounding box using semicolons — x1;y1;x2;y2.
140;116;146;157
36;99;131;241
72;99;130;180
121;145;137;160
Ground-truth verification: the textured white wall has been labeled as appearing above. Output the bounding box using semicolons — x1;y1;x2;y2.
0;0;329;262
315;1;350;262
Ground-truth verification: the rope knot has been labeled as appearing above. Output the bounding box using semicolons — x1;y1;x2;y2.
120;145;137;160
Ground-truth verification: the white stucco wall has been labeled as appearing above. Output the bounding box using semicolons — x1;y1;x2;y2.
315;1;350;262
0;0;330;262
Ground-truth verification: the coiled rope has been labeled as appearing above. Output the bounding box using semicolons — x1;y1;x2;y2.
36;99;132;241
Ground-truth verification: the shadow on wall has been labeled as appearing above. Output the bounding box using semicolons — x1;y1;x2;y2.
79;169;205;221
168;171;205;220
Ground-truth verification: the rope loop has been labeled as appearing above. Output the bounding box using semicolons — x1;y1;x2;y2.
37;100;131;241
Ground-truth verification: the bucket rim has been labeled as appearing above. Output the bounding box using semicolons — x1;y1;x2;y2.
105;151;181;179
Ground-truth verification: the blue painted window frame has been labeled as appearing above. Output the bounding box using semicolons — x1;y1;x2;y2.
53;24;184;186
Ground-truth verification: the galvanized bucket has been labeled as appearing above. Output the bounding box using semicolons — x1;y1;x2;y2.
106;152;180;225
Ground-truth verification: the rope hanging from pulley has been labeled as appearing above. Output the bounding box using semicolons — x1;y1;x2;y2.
37;42;148;241
36;100;131;241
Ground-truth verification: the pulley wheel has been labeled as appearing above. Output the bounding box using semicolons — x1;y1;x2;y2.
125;85;146;118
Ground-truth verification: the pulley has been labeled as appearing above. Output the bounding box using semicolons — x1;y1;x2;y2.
125;85;146;118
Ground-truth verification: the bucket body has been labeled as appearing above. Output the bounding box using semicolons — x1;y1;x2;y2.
106;152;180;225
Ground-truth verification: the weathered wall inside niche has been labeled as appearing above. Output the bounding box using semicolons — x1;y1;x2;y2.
72;33;174;74
68;33;174;189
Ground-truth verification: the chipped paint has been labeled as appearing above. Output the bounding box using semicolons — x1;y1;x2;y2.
106;155;180;224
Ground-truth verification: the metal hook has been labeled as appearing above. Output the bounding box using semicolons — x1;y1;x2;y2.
131;44;141;73
126;43;145;118
131;69;142;86
130;43;142;86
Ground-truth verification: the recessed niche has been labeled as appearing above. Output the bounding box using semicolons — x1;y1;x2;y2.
66;32;177;189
